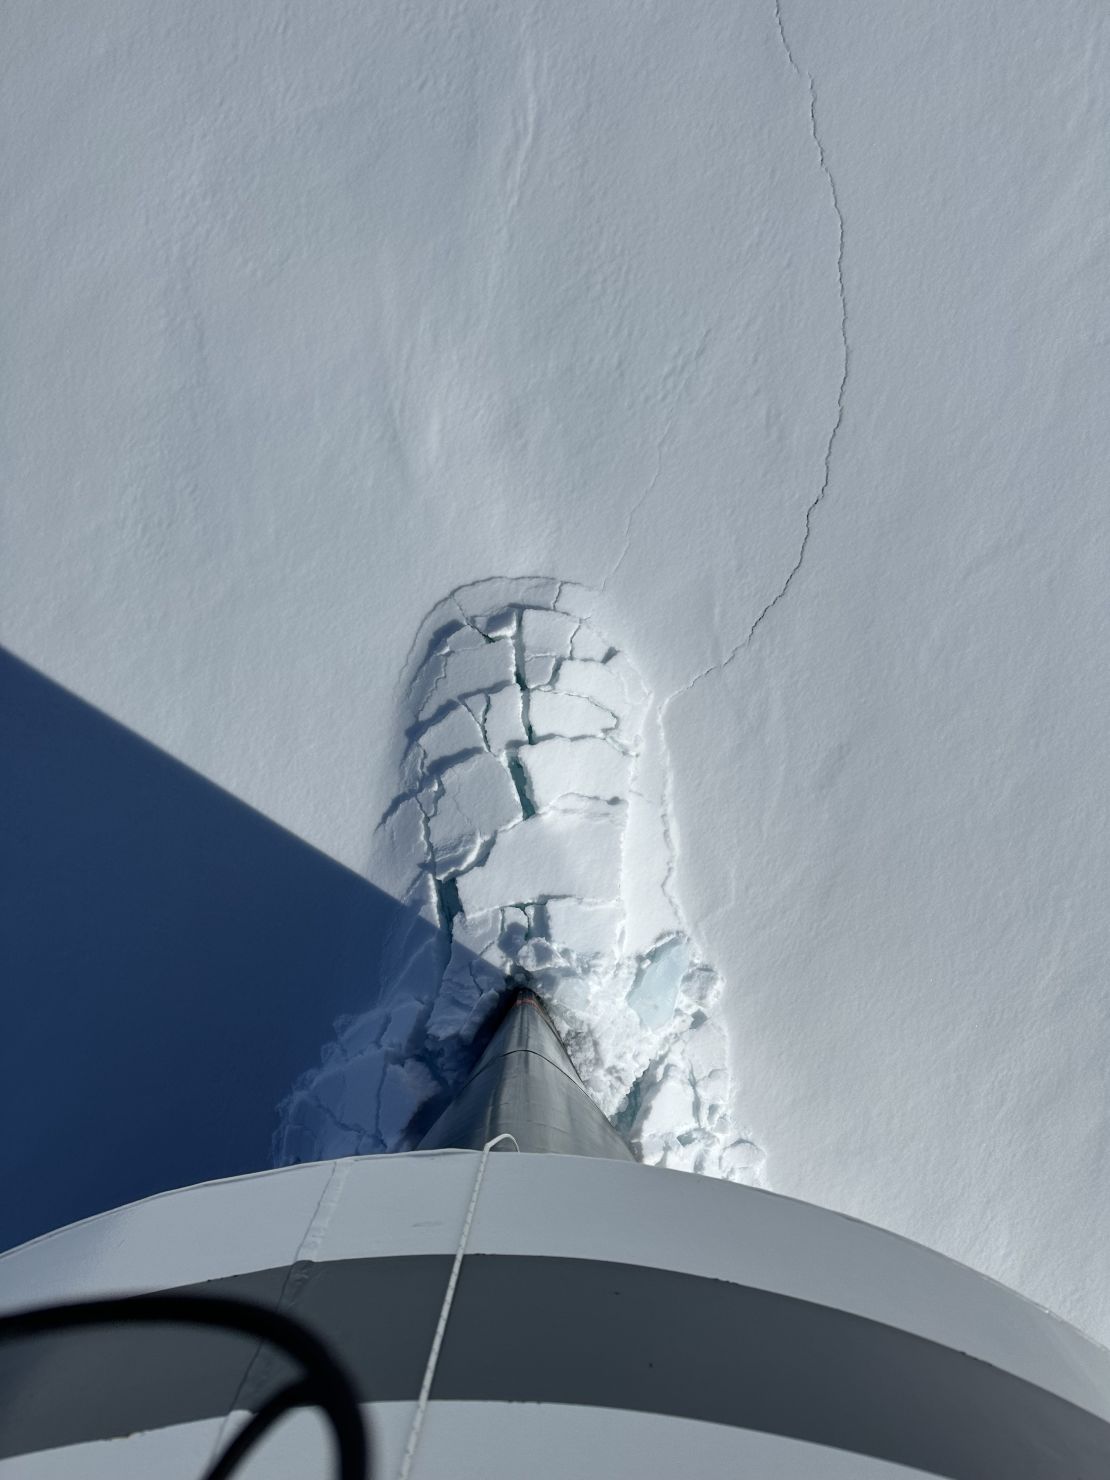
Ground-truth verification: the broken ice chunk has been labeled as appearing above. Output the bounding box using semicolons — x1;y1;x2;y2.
431;622;483;657
336;1007;388;1059
410;624;484;712
381;998;426;1056
545;898;623;963
552;658;629;716
681;1015;730;1097
519;736;632;813
382;915;446;1004
428;801;481;875
275;1118;335;1167
543;971;595;1016
310;1054;377;1128
719;1139;765;1177
455;811;622;914
571;622;612;661
522;607;578;656
416;702;486;767
459;576;561;618
517;937;565;973
419;637;515;718
483;684;526;752
497;905;531;963
524;651;559;688
427;752;522;874
379;1058;441;1145
529;689;617;739
381;796;430;866
634;1063;698;1147
680;962;723;1010
550;582;595;620
426;951;505;1045
452;907;501;957
628;936;691;1028
475;607;517;638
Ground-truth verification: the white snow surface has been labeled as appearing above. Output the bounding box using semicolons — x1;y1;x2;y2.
4;2;1110;1342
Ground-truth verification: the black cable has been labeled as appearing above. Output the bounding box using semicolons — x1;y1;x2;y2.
0;1292;369;1480
202;1377;315;1480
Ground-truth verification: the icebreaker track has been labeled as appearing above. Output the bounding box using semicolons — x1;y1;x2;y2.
275;577;761;1181
5;1154;1110;1479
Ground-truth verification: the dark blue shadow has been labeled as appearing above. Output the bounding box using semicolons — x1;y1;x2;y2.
0;649;442;1251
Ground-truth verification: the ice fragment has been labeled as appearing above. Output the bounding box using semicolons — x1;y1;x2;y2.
456;811;623;914
529;688;617;739
628;936;691;1029
522;607;578;656
519;736;632;812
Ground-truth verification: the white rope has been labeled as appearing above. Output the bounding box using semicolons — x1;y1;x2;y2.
397;1134;519;1480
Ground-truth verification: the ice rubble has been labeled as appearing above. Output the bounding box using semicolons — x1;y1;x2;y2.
276;578;762;1181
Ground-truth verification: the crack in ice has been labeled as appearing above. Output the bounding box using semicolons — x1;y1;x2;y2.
277;578;764;1183
748;0;851;645
661;1;852;722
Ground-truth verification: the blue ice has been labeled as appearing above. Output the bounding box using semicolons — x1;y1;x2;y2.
628;936;690;1029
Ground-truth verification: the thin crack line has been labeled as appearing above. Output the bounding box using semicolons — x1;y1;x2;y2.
751;0;849;644
664;1;850;710
652;0;851;943
772;0;803;78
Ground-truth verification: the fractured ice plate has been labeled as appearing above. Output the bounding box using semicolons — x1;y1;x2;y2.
455;810;623;914
520;736;633;812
